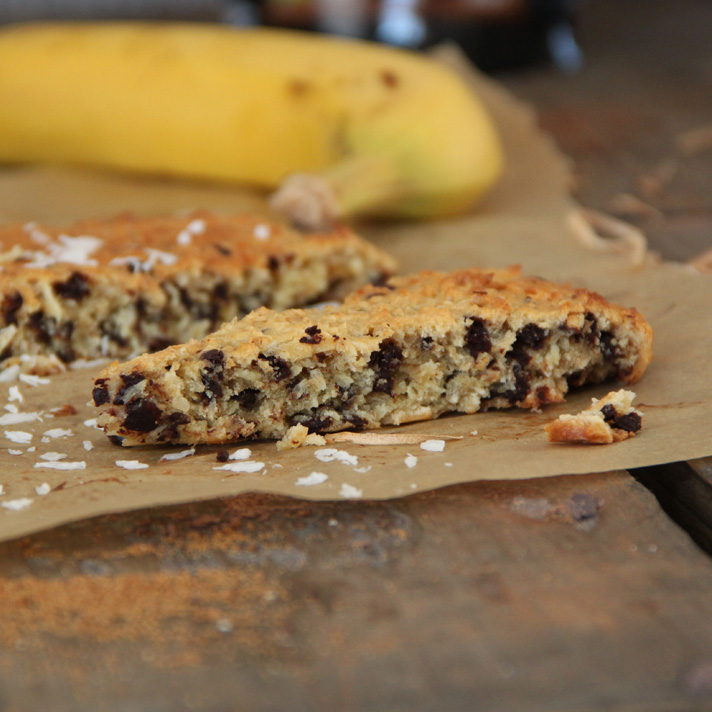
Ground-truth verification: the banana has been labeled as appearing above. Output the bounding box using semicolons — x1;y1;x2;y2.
0;22;503;228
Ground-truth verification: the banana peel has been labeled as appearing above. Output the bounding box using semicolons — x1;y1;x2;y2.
0;22;503;229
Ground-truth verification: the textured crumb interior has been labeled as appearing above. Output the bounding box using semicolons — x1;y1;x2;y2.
94;268;652;446
0;215;394;365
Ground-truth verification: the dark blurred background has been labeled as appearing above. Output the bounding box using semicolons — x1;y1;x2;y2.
0;0;585;73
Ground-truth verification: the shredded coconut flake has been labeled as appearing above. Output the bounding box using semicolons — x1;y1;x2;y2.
8;386;22;403
34;461;85;471
253;224;271;240
35;483;51;496
405;454;418;468
83;418;100;429
176;218;206;245
420;439;446;453
70;358;110;370
2;498;32;511
115;460;149;470
229;447;252;461
8;449;22;456
42;428;73;439
213;461;265;474
83;440;94;451
19;374;50;387
0;365;20;383
314;448;358;466
110;247;178;273
3;404;18;414
5;431;32;444
23;234;102;269
39;452;67;461
296;472;329;486
0;411;41;426
339;483;363;499
160;448;196;462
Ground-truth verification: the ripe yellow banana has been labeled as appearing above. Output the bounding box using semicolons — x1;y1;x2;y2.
0;22;503;228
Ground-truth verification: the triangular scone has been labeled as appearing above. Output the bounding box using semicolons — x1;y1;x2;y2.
0;212;396;371
93;267;653;446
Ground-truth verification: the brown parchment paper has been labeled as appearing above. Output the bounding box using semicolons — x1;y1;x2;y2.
0;50;710;542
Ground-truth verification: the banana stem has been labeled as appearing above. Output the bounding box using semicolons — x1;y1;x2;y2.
270;154;405;230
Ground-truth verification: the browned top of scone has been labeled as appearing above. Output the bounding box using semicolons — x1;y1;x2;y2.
0;211;396;286
97;266;654;387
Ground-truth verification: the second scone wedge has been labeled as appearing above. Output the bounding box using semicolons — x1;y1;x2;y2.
93;267;653;446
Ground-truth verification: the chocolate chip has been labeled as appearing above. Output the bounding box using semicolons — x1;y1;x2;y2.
600;404;642;433
114;371;146;405
420;336;434;351
1;291;23;325
267;256;280;271
490;363;530;404
56;346;76;363
216;449;229;462
122;399;162;432
566;370;587;388
212;243;232;256
28;311;54;345
315;352;328;363
369;337;403;395
52;271;90;301
299;325;323;345
121;372;146;388
100;320;129;348
615;412;642;432
516;324;547;350
108;435;124;446
168;412;191;425
92;382;110;406
213;282;229;300
290;413;334;433
600;331;621;361
584;312;600;345
465;317;491;358
201;373;223;400
258;354;291;382
233;388;260;410
201;349;225;367
345;414;367;430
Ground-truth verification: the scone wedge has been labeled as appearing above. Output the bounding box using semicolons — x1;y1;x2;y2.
0;212;395;370
93;267;653;446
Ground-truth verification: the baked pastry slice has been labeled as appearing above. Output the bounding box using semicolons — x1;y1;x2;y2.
93;267;653;446
0;212;395;369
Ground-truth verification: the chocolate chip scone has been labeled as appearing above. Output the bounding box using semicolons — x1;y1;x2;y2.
93;266;653;446
0;212;395;369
